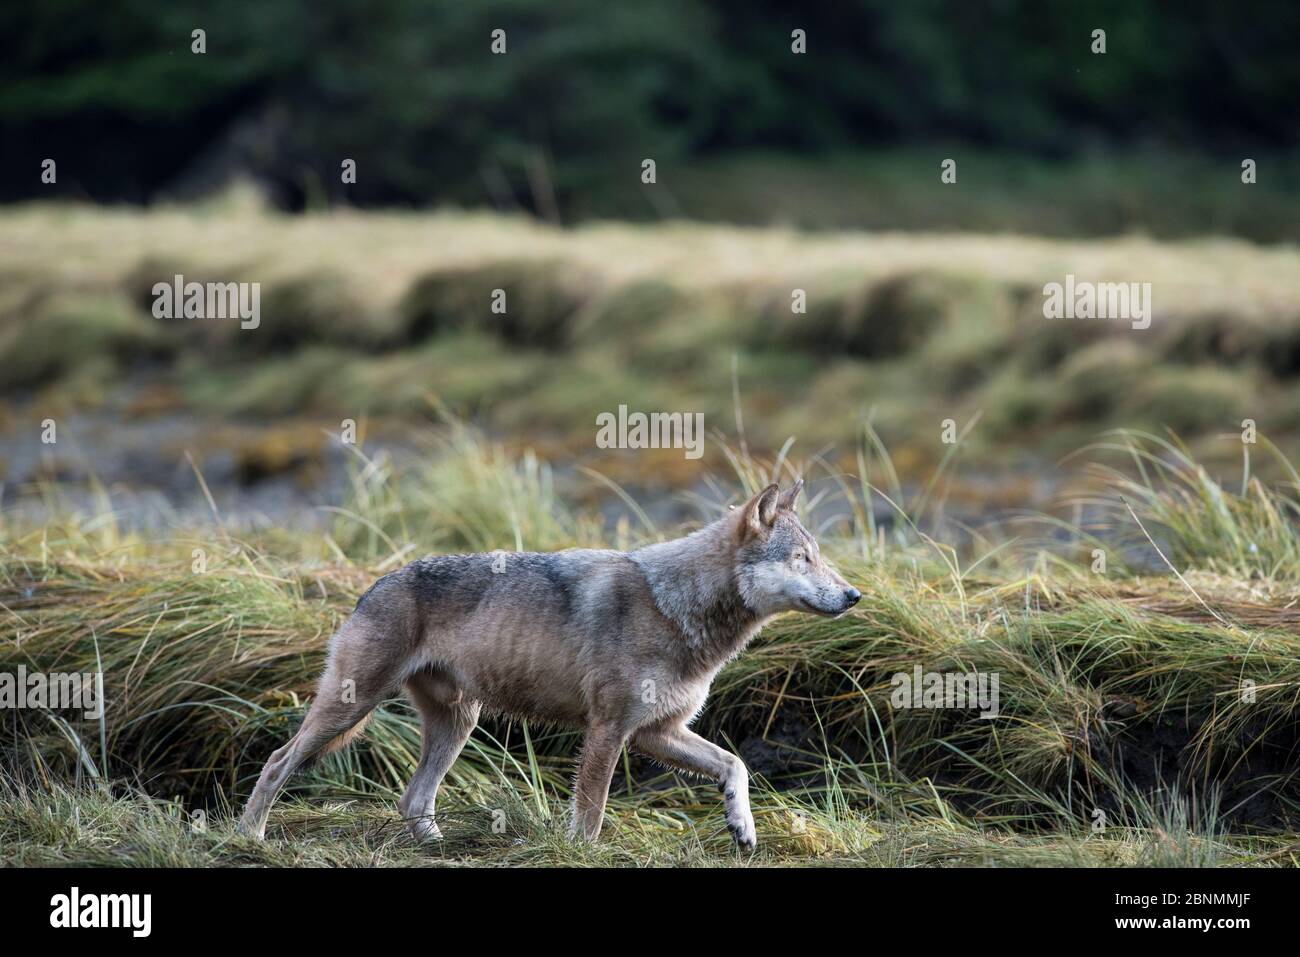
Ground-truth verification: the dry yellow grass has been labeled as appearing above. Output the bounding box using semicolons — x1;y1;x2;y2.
4;192;1299;319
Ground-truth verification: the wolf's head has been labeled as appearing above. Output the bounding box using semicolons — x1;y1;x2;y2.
732;480;861;618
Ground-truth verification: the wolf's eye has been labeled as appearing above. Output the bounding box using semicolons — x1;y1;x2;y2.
792;549;805;562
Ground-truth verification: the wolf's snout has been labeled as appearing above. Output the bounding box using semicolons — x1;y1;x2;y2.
843;587;861;607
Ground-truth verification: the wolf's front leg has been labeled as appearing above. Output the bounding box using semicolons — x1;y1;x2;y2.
570;724;626;841
632;721;756;850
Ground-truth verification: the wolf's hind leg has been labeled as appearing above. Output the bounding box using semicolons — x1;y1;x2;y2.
238;614;402;840
632;721;756;850
237;679;382;840
399;668;480;841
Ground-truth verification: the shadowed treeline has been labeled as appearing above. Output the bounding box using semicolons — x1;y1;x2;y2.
3;1;1299;237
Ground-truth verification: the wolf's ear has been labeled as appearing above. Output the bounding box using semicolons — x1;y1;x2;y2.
740;483;781;539
777;478;804;513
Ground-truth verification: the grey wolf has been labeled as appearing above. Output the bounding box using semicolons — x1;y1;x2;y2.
238;480;860;849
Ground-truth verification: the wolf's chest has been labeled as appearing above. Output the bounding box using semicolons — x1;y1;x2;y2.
639;673;716;726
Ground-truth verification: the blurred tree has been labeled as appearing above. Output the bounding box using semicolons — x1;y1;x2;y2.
0;0;1296;210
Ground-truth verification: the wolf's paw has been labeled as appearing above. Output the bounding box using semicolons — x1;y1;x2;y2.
408;816;444;843
726;811;757;851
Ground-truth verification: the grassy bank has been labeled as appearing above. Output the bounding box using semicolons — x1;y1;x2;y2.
3;201;1300;477
3;425;1299;866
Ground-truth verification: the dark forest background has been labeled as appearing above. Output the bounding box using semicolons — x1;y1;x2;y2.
3;0;1297;225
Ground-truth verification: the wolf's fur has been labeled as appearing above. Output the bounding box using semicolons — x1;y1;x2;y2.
238;481;859;848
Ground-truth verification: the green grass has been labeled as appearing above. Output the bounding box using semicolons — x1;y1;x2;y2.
3;423;1300;867
5;776;1283;868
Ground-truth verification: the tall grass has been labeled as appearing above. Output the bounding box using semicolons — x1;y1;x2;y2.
2;423;1299;865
